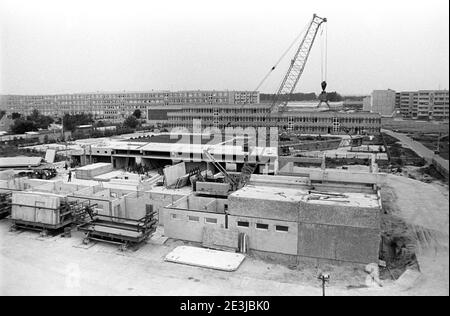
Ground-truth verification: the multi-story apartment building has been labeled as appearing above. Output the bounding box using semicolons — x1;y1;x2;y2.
398;91;418;118
0;90;260;123
396;90;449;120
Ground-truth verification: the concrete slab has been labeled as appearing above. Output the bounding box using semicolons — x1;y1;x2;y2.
164;246;245;271
394;269;423;291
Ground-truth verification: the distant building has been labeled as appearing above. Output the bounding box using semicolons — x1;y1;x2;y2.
395;92;401;109
398;91;418;118
362;96;371;112
343;99;364;110
0;90;260;124
397;90;449;120
416;90;449;120
365;90;396;117
162;104;381;135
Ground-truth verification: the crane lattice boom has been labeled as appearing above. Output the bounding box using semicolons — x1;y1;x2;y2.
270;14;327;114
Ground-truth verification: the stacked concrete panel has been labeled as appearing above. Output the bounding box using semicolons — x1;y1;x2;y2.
11;191;65;225
75;163;113;180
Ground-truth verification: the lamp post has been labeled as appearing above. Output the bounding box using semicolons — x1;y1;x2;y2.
318;273;330;296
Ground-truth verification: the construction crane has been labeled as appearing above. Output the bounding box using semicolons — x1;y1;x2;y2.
202;138;259;191
265;14;327;118
225;14;327;129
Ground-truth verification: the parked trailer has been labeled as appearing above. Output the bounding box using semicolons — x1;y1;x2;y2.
78;210;157;251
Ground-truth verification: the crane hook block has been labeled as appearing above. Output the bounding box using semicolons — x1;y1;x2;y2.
321;81;327;92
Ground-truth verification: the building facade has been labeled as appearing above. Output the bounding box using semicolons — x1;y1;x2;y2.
396;90;449;120
416;90;449;120
362;96;371;112
160;104;381;135
0;90;260;123
366;90;396;116
397;91;418;118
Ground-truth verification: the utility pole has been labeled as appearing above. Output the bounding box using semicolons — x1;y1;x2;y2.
318;273;330;296
436;132;441;154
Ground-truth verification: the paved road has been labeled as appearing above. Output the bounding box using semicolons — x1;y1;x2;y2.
382;129;449;178
382;129;436;162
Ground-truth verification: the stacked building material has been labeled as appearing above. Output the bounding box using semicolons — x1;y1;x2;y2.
11;191;65;225
75;163;113;180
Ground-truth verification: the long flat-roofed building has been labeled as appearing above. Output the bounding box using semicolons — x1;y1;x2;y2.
159;104;381;135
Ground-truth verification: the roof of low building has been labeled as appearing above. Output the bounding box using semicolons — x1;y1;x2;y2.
0;156;43;168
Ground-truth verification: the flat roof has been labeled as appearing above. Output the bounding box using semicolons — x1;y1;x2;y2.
230;185;380;208
76;162;111;170
146;185;192;196
138;142;277;157
0;157;43;168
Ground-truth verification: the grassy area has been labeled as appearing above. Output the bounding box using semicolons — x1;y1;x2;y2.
0;144;45;158
370;133;425;167
382;118;449;134
382;118;449;160
0;143;66;163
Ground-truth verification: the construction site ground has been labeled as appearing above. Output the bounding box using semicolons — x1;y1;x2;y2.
1;171;448;296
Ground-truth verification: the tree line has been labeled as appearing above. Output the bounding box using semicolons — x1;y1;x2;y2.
9;108;144;135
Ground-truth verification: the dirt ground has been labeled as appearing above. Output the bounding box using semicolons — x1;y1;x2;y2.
380;174;449;295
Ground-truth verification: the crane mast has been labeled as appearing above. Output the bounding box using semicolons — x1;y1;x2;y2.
269;14;327;114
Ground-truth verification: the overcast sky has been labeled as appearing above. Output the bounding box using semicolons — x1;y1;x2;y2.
0;0;448;95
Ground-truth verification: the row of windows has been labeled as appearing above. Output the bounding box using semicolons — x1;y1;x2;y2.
237;220;289;232
169;213;290;232
181;108;269;114
171;213;218;224
4;91;257;101
170;116;381;124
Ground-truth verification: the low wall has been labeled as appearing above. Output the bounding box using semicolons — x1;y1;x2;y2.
432;156;449;181
278;166;386;186
162;208;226;242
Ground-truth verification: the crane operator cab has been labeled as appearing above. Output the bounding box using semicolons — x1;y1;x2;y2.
317;81;330;108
